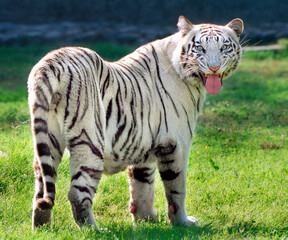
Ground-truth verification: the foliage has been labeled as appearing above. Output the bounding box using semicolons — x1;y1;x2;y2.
0;43;288;239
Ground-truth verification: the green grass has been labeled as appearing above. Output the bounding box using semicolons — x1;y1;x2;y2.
0;43;288;239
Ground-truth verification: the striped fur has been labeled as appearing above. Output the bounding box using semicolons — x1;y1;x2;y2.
28;16;244;230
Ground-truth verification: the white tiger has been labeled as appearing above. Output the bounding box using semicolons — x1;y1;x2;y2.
28;16;244;230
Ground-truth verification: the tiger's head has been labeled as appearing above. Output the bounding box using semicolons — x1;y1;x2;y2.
172;16;244;95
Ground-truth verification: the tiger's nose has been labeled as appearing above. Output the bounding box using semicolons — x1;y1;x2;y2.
209;66;220;73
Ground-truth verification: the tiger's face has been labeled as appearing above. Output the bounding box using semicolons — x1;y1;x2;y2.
174;16;244;95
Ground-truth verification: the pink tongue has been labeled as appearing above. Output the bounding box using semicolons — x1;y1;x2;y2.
205;74;222;95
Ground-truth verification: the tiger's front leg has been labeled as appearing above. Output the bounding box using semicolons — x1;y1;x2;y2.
156;138;199;227
128;162;157;222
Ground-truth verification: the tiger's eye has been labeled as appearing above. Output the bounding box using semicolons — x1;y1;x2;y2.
221;44;230;51
196;46;203;51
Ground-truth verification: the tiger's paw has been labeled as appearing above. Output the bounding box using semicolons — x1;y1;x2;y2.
130;204;158;222
170;216;199;227
183;216;199;227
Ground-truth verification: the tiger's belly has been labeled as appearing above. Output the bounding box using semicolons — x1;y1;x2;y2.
102;131;154;174
103;153;129;174
103;147;152;175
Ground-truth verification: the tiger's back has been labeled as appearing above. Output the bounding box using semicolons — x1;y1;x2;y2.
29;16;244;230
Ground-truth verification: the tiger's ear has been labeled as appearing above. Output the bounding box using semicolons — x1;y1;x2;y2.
226;18;244;38
177;16;193;34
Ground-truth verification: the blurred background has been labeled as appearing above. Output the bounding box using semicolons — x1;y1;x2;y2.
0;0;288;46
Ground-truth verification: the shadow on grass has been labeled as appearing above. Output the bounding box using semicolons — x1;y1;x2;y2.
75;220;288;239
94;223;217;240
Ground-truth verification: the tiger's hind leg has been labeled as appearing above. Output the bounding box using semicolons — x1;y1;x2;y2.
67;128;104;230
32;113;65;229
128;162;157;222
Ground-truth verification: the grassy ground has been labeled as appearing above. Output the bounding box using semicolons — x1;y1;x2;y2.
0;42;287;239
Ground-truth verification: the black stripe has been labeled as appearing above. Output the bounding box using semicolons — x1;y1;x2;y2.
114;67;128;98
33;103;49;112
116;63;137;102
74;49;97;81
147;102;153;140
119;119;134;152
68;69;82;130
80;166;102;180
69;129;103;159
36;192;43;200
52;92;62;113
57;71;61;82
181;105;193;138
128;56;146;70
35;85;49;109
152;44;181;130
81;197;92;205
37;143;50;156
79;77;89;121
160;159;175;165
72;52;98;107
197;99;200;113
154;142;177;157
106;99;113;128
130;60;152;95
41;163;55;177
181;46;186;55
121;131;139;161
126;144;144;161
99;60;104;80
118;63;144;114
160;169;180;181
70;140;103;158
170;190;180;194
91;67;104;141
137;51;151;63
138;55;151;74
57;60;65;72
113;116;127;146
71;171;82;181
48;133;62;156
155;85;168;132
64;66;73;121
183;82;196;108
101;71;110;100
156;111;162;135
42;72;53;95
121;64;145;136
130;167;155;184
35;126;48;134
35;118;47;125
78;48;97;67
74;185;91;195
130;97;136;123
46;182;55;193
115;89;122;124
49;64;56;76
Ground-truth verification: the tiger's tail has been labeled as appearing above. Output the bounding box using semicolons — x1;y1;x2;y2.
28;59;60;228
